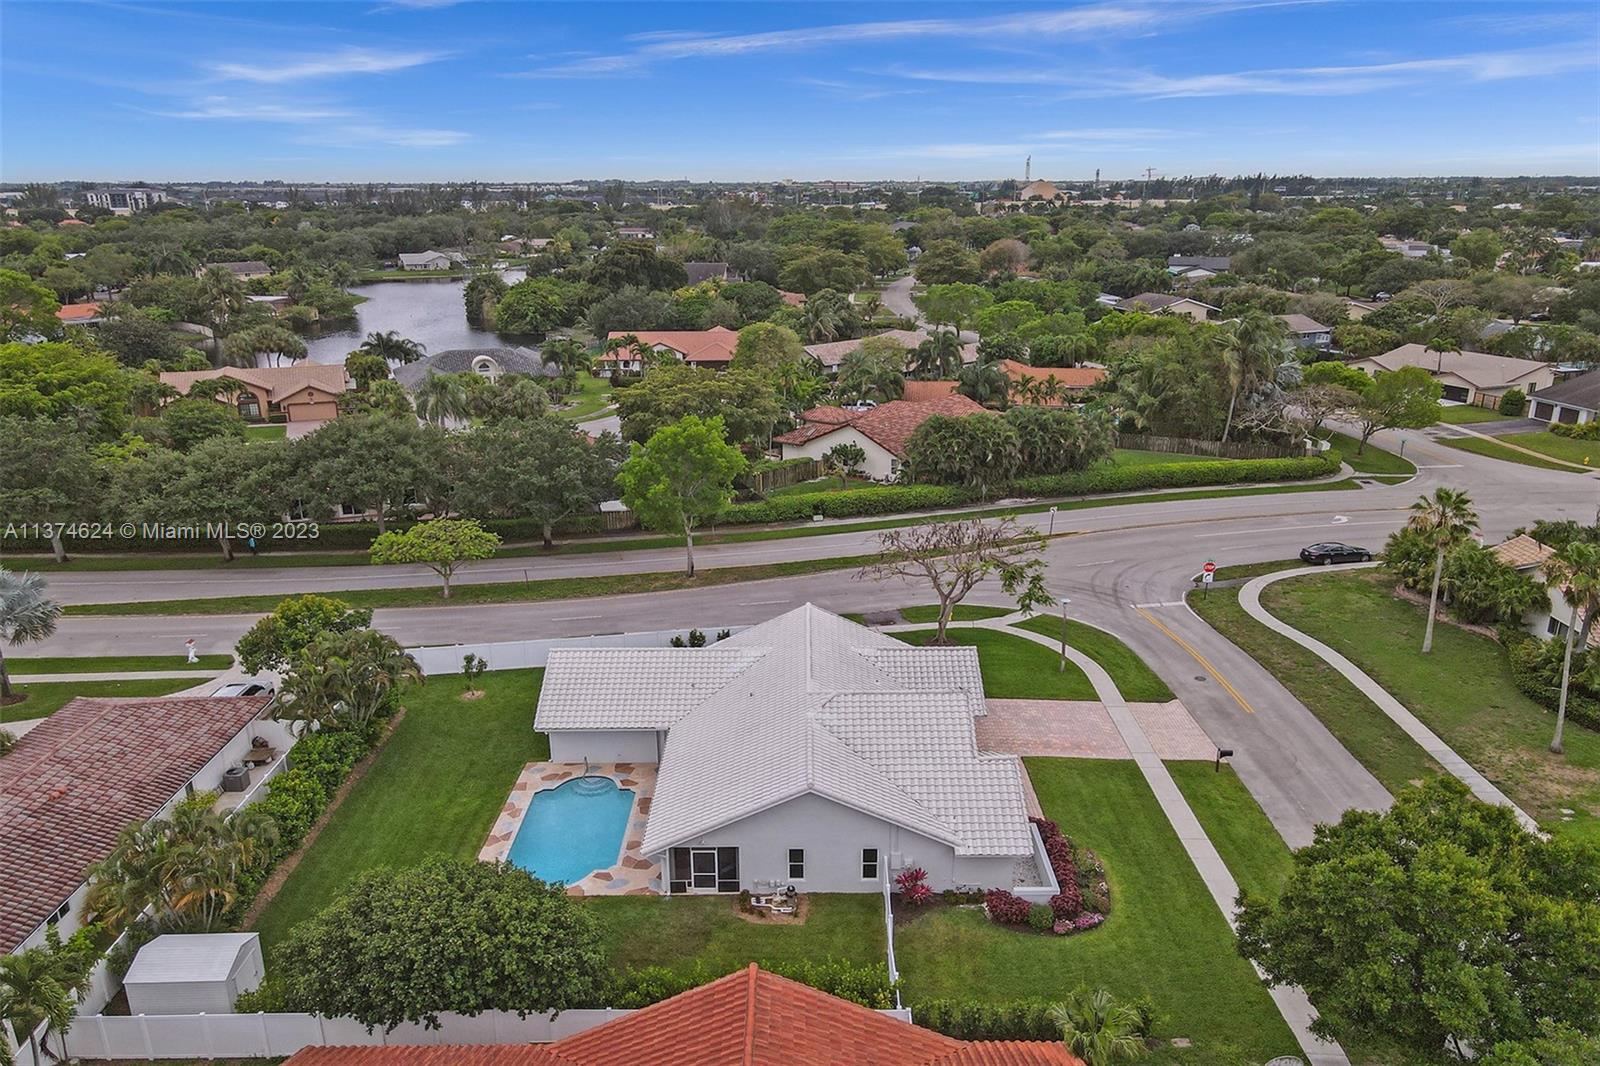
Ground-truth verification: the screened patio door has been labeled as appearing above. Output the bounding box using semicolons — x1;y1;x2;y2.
690;848;719;890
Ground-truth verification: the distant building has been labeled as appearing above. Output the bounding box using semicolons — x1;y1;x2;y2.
600;327;740;372
197;260;272;281
55;301;104;325
1379;237;1449;259
683;261;731;285
1528;368;1600;426
1276;314;1333;350
774;394;988;480
393;347;556;390
1167;254;1231;274
84;187;172;215
397;250;465;271
1350;344;1556;406
616;225;656;240
1115;292;1219;322
998;360;1106;403
159;365;348;425
1015;179;1063;202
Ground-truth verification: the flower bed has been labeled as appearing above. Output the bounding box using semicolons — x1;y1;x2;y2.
982;817;1110;936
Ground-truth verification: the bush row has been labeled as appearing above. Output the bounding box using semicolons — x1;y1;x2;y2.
609;959;895;1010
1503;627;1600;733
1550;421;1599;441
716;484;978;525
1010;453;1339;498
911;995;1157;1042
1033;817;1083;919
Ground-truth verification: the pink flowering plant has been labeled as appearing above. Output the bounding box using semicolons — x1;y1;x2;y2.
895;867;934;907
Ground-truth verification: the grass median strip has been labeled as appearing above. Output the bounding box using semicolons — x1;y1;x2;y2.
7;653;233;673
1011;615;1176;702
1325;431;1415;477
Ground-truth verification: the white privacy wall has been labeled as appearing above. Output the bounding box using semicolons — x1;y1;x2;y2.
408;627;749;675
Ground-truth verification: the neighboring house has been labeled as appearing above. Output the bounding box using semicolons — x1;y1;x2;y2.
803;329;930;373
615;226;655;240
534;604;1057;899
197;261;272;281
1016;179;1063;201
1341;297;1388;320
1490;535;1599;646
780;289;807;307
84;187;171;214
159;365;348;425
774;394;987;480
1380;237;1449;259
0;695;288;958
246;294;293;314
392;346;556;390
998;360;1106;403
282;964;1081;1065
900;379;960;401
1349;343;1557;405
55;301;104;325
57;217;89;227
1276;313;1333;349
498;237;554;254
397;251;465;271
1115;292;1219;322
683;261;731;285
599;327;740;372
1528;368;1600;425
1167;254;1231;274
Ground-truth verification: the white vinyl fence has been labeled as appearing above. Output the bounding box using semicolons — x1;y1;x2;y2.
408;627;749;675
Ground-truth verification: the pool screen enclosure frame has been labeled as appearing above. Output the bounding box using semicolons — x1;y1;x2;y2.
669;846;740;893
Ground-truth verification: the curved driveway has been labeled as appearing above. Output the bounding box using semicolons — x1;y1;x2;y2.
31;424;1595;844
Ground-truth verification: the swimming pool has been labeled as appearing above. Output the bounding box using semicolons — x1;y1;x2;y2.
507;775;636;885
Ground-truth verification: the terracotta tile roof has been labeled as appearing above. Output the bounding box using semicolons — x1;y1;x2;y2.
780;290;807;306
798;405;860;425
282;966;1080;1066
775;395;987;456
58;218;89;226
1491;534;1556;570
55;302;103;322
601;327;739;365
902;380;960;401
998;360;1105;393
0;696;272;952
158;365;347;402
804;329;928;368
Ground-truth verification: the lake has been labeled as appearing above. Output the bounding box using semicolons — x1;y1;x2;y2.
302;269;526;365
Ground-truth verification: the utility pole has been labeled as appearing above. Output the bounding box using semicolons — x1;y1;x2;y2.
1142;167;1156;204
1025;155;1031;183
1094;167;1100;192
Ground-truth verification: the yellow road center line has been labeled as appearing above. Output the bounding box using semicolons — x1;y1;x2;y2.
1135;605;1256;715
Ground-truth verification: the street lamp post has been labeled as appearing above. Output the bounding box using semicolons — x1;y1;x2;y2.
1048;505;1058;537
1058;596;1071;673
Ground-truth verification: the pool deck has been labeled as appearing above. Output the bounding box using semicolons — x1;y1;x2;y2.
480;761;660;896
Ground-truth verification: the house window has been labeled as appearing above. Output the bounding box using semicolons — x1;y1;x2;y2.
788;849;805;880
861;848;880;880
1549;617;1570;639
237;396;261;421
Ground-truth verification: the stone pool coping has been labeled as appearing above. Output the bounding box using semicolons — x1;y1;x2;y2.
479;761;660;896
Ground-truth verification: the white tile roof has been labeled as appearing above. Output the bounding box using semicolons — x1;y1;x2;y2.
535;604;1033;859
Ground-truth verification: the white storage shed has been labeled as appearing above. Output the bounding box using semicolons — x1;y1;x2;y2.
122;933;264;1015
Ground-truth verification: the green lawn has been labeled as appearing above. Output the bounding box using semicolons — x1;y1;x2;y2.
764;475;876;498
1167;764;1294;901
1012;615;1175;702
590;894;884;976
1438;435;1583;471
1496;431;1600;469
1;677;202;723
1111;449;1224;467
244;424;287;441
1323;431;1416;477
1263;573;1600;842
557;372;613;421
1187;587;1441;793
896;759;1299;1065
1209;559;1303;583
897;603;1014;624
1435;404;1506;425
250;669;549;948
890;628;1097;700
7;654;232;674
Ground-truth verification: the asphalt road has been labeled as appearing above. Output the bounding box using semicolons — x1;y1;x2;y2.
25;424;1596;844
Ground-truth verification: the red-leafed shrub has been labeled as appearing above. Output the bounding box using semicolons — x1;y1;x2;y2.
895;867;934;907
984;888;1032;925
1029;816;1060;840
1048;889;1083;920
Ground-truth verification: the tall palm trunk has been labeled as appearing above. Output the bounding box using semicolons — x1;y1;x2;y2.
0;645;12;699
50;529;68;564
683;518;695;577
1422;546;1445;653
1221;386;1239;443
1551;603;1580;754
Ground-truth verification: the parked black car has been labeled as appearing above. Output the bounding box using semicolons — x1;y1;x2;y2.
1300;542;1373;565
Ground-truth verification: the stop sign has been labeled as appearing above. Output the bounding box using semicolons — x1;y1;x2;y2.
1203;561;1217;574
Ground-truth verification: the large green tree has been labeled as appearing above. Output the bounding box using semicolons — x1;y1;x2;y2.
0;417;102;562
114;436;291;560
272;858;609;1030
0;341;132;437
292;416;443;534
370;518;501;599
457;416;622;546
731;321;805;373
0;269;60;342
614;364;781;446
235;594;375;675
1353;365;1441;452
903;413;1021;497
1238;777;1600;1057
615;414;746;575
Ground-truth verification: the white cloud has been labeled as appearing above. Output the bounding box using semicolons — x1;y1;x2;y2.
157;97;353;122
296;123;470;148
1037;127;1183;141
208;46;447;83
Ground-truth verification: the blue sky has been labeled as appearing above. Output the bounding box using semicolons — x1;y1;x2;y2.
3;1;1598;182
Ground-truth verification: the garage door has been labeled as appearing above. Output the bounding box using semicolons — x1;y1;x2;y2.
1440;385;1470;403
1533;401;1555;421
1559;406;1580;424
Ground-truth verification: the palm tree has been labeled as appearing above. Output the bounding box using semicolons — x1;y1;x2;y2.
1541;540;1600;754
910;331;963;379
1048;987;1147;1066
1220;311;1286;442
856;292;882;320
1426;335;1461;375
1406;487;1478;653
197;265;245;333
275;629;422;731
357;331;426;366
0;569;61;702
801;298;845;343
412;372;471;426
0;947;78;1066
957;357;1010;408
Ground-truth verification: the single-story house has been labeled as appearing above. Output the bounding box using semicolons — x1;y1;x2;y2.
245;294;293;314
804;329;934;373
398;250;466;271
1528;368;1600;426
775;393;988;480
683;261;731;286
498;237;553;255
159;365;348;425
393;346;556;390
534;604;1056;899
780;289;807;307
1167;254;1231;274
1490;535;1599;646
615;226;655;240
1380;237;1448;259
599;327;740;372
1115;292;1218;322
282;964;1080;1065
122;933;264;1015
1349;343;1557;405
196;261;271;281
998;359;1106;404
1276;313;1333;349
55;301;104;325
1342;297;1387;320
900;379;960;401
0;695;288;957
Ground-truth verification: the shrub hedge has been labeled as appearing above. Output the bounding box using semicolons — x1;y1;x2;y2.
1503;627;1600;732
912;994;1157;1042
1550;421;1600;441
1010;453;1338;498
609;959;895;1010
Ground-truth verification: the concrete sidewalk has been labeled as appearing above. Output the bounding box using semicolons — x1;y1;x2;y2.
1239;565;1540;833
942;613;1350;1066
8;669;225;683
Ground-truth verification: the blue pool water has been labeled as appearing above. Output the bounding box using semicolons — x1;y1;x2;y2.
507;776;636;885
